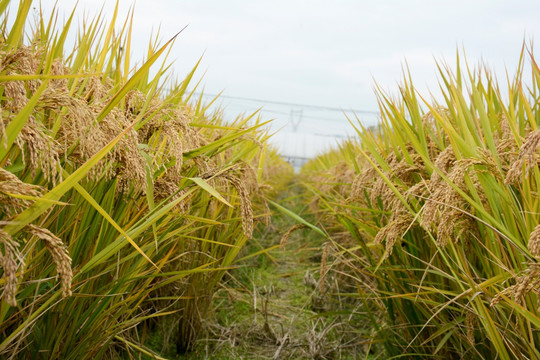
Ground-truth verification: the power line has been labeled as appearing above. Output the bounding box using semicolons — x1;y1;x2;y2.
189;91;372;161
199;98;378;123
260;109;375;123
193;92;380;115
232;107;367;123
280;130;357;139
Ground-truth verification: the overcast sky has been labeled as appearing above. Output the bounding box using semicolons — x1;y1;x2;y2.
40;1;540;159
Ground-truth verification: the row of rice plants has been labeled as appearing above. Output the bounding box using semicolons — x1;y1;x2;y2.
301;49;540;359
0;1;285;358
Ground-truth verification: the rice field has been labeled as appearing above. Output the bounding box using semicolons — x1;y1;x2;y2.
1;1;540;359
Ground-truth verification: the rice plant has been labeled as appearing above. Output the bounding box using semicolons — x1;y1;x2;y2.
0;1;276;358
301;49;540;359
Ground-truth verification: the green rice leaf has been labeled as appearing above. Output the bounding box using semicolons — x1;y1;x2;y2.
267;199;327;238
188;177;232;207
72;182;158;269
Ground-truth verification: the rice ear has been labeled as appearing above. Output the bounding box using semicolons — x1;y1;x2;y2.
14;115;61;184
491;264;540;307
226;174;253;238
0;229;22;306
505;129;540;185
375;213;414;258
319;241;331;294
465;311;477;346
280;224;307;247
527;224;540;258
26;225;72;298
0;167;43;215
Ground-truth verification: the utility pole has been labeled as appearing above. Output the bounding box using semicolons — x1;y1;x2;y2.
289;109;303;171
289;109;303;132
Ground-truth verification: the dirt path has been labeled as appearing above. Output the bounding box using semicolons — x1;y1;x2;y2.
186;184;369;360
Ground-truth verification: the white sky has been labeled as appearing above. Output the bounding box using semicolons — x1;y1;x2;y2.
39;0;540;159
